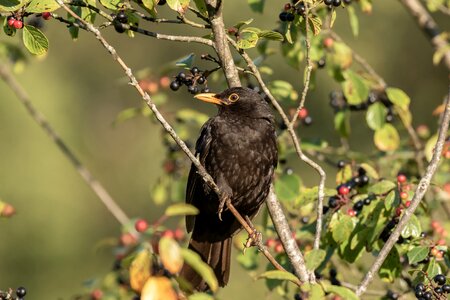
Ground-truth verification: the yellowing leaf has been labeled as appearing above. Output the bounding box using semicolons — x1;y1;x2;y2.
159;237;183;274
130;249;152;292
141;276;178;300
165;203;199;217
374;124;400;152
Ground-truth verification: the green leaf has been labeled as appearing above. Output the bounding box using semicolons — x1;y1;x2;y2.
336;164;353;184
425;134;438;161
188;293;214;300
379;246;401;282
305;249;326;271
401;214;422;239
151;177;168;205
374;124;400;152
166;0;190;13
274;173;301;202
330;10;337;28
237;29;259;49
22;25;48;55
386;87;410;110
296;187;336;207
329;42;352;69
257;270;299;283
308;15;322;36
99;0;121;10
233;18;253;30
268;80;298;102
258;30;284;41
366;102;387;130
334;110;351;137
331;214;355;243
180;248;218;292
192;0;207;17
323;283;358;300
347;6;359;37
142;0;156;11
25;0;60;12
113;107;143;126
175;109;209;125
384;190;399;210
165;203;199;217
342;70;369;105
407;246;430;265
247;0;264;13
0;0;24;11
359;163;379;179
368;180;396;195
175;53;195;68
426;258;442;279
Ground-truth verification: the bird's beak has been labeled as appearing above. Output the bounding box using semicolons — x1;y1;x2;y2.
194;93;224;105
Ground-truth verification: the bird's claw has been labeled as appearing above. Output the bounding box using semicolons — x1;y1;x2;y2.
217;196;228;221
243;230;262;254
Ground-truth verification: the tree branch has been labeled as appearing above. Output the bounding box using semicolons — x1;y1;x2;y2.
356;86;450;297
0;63;130;226
399;0;450;70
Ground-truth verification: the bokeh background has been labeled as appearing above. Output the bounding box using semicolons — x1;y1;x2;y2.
0;0;449;299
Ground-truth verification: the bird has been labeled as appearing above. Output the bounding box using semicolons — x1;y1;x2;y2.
179;87;278;291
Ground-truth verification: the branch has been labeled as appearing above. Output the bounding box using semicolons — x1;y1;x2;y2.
55;0;288;278
399;0;450;70
0;63;130;226
356;86;450;297
204;0;241;87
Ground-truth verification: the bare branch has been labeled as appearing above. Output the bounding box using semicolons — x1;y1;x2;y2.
356;87;450;297
0;63;130;226
400;0;450;70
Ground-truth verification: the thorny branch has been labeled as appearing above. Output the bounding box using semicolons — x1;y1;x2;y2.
356;87;450;296
0;63;130;226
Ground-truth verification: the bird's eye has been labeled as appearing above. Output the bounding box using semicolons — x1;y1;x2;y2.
228;93;239;102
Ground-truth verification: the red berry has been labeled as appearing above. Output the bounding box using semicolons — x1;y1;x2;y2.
323;37;334;48
405;201;411;208
42;12;52;20
437;239;446;246
7;18;15;27
1;203;16;217
400;191;408;200
162;230;175;239
134;219;148;232
298;108;308;119
266;238;276;248
91;289;103;300
347;208;356;217
274;242;284;253
174;228;184;240
432;220;440;229
397;174;407;183
120;232;137;246
284;3;291;10
338;185;350;195
395;207;403;217
13;20;23;29
444;150;450;159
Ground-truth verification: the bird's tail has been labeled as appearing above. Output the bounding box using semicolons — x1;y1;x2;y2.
179;236;232;292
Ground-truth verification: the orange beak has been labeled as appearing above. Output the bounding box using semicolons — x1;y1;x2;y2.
194;93;224;105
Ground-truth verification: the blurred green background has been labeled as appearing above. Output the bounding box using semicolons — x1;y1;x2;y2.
0;0;449;299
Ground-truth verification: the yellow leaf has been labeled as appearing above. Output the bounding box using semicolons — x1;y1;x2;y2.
130;249;152;292
159;237;183;274
141;276;178;300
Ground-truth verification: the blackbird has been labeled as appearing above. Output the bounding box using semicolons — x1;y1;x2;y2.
179;87;278;291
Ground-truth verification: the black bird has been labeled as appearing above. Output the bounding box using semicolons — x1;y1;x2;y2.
180;87;278;291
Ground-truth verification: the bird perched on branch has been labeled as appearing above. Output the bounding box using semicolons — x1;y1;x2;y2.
180;87;278;291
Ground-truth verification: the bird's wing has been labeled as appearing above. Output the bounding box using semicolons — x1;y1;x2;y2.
185;119;213;233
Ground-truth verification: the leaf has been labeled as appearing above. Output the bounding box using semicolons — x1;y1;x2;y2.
368;180;396;195
165;203;199;217
233;18;253;30
323;283;359;300
274;173;301;202
175;109;209;125
0;0;24;11
130;249;152;292
374;124;400;152
237;29;259;49
347;6;359;37
330;10;337;28
98;0;121;10
22;25;49;55
334;110;351;137
142;0;156;11
166;0;190;13
331;214;354;243
359;163;379;179
426;258;442;279
305;249;326;271
308;15;322;36
379;247;401;282
433;44;450;66
258;30;284;41
175;53;195;68
268;80;298;102
151;177;168;205
193;0;207;17
336;164;353;184
401;214;422;239
342;70;369;105
407;246;430;265
329;42;352;69
188;293;214;300
159;237;183;274
114;107;143;126
366;102;387;130
180;248;218;292
296;187;336;207
425;134;438;161
247;0;264;13
25;0;60;12
141;276;178;300
257;270;299;283
386;87;410;110
384;190;399;210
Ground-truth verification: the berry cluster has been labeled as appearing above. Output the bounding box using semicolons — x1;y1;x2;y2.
323;0;343;7
279;2;306;22
266;237;285;254
414;274;450;300
113;10;128;33
138;76;171;94
0;287;27;300
170;67;210;94
7;16;24;29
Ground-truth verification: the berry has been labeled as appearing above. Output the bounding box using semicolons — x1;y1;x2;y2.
323;37;334;48
197;76;206;85
294;294;303;300
343;0;351;4
296;5;306;15
337;160;346;168
116;11;128;23
328;196;339;208
420;232;427;238
353;200;364;211
274;243;284;253
434;274;446;285
435;287;443;294
191;67;200;74
16;287;26;297
416;283;425;292
113;21;126;33
395;207;403;217
397;174;407;183
400;191;408;200
437;239;446;245
134;219;148;232
298;108;308;119
359;175;370;186
317;58;326;68
414;290;423;298
91;289;103;300
386;290;399;300
7;17;16;27
329;268;337;278
363;197;372;205
301;216;309;224
338;185;350;195
284;3;291;10
286;13;295;21
279;11;289;22
13;20;23;29
201;87;210;93
386;219;396;230
347;208;356;217
174;228;184;240
423;291;432;300
188;85;199;94
266;238;276;248
431;247;440;257
332;0;341;6
405;200;411;208
323;205;329;214
40;11;51;20
158;0;166;4
176;72;186;80
303;116;313;126
324;0;333;5
162;230;175;239
170;80;180;91
386;113;394;123
442;284;450;293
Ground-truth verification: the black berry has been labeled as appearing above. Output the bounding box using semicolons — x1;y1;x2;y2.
301;216;309;224
294;293;303;300
343;0;351;4
177;72;186;80
332;0;341;6
279;12;289;22
113;21;126;33
423;291;432;300
201;87;210;93
337;160;346;168
329;268;337;278
170;81;180;91
328;196;339;208
435;287;443;294
363;197;372;205
158;0;166;4
317;58;326;68
116;11;128;23
353;200;364;211
386;113;394;123
324;0;333;5
414;290;423;298
191;67;200;75
16;287;26;297
303;115;313;126
197;76;206;84
359;175;369;186
442;284;450;293
434;274;446;285
415;283;425;291
286;13;295;21
188;85;199;94
323;205;329;214
386;290;399;300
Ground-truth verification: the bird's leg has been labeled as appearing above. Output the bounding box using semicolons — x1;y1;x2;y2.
243;215;262;253
217;195;230;221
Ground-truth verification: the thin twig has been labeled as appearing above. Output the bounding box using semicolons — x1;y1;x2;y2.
356;86;450;297
341;282;386;297
0;63;130;226
55;0;286;277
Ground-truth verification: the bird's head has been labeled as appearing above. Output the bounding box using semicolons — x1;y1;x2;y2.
194;87;273;120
